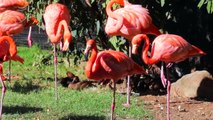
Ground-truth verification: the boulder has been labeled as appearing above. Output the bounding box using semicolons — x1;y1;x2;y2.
171;70;213;100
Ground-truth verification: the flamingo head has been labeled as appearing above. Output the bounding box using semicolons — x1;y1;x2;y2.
84;39;95;61
25;16;39;27
132;34;148;55
62;31;72;51
113;0;124;6
16;0;29;10
29;16;39;25
9;45;17;58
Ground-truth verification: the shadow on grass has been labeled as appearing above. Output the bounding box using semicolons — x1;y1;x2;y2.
3;105;43;114
59;114;106;120
10;81;42;94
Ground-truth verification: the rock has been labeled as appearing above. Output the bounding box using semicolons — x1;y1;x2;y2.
171;70;213;100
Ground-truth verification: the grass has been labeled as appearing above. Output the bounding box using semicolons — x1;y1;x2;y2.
1;45;153;119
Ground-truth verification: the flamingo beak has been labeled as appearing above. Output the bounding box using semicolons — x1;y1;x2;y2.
132;44;138;54
62;40;70;51
84;45;91;61
84;54;88;61
17;1;29;11
85;0;92;7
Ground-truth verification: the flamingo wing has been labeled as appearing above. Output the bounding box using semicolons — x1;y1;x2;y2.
44;4;70;35
151;34;197;63
0;10;26;35
0;0;28;11
93;50;139;80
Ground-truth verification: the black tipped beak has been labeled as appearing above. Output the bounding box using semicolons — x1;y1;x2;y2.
84;54;88;61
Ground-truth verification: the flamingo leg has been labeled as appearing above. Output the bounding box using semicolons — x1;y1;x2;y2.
8;60;11;82
0;74;6;119
160;62;171;120
166;65;171;120
111;80;116;120
53;44;58;101
123;45;131;107
27;26;32;47
160;62;167;88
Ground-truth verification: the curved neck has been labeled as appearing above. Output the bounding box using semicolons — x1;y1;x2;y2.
60;20;72;44
49;20;72;44
85;43;98;77
106;0;124;34
0;36;17;57
133;34;157;64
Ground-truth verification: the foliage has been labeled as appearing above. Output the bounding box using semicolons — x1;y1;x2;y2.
24;0;212;51
24;0;213;69
198;0;213;13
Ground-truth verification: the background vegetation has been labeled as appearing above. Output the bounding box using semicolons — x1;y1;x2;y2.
24;0;213;72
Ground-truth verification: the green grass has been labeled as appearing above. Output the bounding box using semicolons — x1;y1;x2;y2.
1;45;153;119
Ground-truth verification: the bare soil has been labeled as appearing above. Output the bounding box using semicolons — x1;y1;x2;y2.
140;94;213;120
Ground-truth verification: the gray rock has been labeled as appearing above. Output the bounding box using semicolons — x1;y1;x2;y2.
171;70;213;100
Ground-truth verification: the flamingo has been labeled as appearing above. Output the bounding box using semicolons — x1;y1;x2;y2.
0;10;38;81
0;10;38;45
43;3;72;100
131;34;206;120
0;0;29;12
105;0;161;40
0;0;38;47
84;39;146;120
105;0;161;107
0;36;24;119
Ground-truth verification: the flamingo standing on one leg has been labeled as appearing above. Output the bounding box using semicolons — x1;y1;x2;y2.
0;10;38;81
0;36;24;119
105;0;161;107
84;39;146;120
43;3;72;100
131;34;206;120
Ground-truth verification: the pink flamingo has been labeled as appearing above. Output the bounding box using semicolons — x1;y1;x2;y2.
84;39;146;120
105;0;161;107
43;3;72;100
105;0;161;40
0;10;38;81
0;36;24;119
0;10;38;46
131;34;206;120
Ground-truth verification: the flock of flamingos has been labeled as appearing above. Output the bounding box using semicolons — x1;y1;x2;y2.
0;0;206;120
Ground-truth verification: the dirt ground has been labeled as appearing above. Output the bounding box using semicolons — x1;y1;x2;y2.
140;94;213;120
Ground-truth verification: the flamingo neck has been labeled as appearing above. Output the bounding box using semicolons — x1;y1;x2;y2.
136;35;157;65
105;0;124;34
61;20;72;44
49;20;65;43
59;20;72;51
106;0;115;16
0;36;17;57
85;44;98;77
